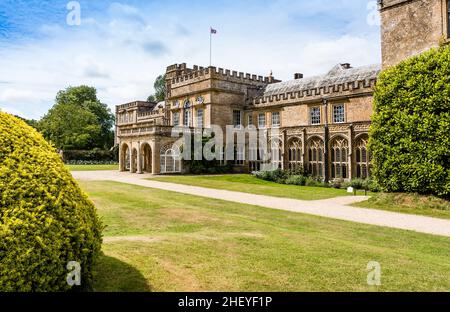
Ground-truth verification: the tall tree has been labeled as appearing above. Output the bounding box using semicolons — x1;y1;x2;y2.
147;75;166;102
38;86;114;150
38;103;101;150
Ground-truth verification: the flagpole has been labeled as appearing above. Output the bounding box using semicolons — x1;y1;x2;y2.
209;28;212;67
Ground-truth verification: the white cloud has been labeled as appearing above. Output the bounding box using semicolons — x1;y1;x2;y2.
0;88;36;103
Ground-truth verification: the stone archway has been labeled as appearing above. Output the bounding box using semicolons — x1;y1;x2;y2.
306;136;324;178
287;137;302;171
269;138;283;170
329;136;349;180
354;134;371;179
120;143;130;172
141;143;152;173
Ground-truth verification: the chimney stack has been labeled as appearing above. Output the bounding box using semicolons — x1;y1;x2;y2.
294;73;304;79
268;70;274;83
341;63;352;69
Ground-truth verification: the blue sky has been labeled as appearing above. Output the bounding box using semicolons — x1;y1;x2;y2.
0;0;381;119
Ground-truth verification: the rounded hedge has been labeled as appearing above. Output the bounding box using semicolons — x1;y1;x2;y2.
370;45;450;198
0;112;103;291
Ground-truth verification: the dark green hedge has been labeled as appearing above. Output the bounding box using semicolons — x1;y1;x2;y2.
62;148;118;163
0;112;103;291
370;46;450;198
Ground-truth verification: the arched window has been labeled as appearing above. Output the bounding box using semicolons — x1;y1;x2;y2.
330;136;349;179
270;139;283;169
288;138;302;171
183;101;191;127
355;135;371;179
160;145;181;173
307;137;324;178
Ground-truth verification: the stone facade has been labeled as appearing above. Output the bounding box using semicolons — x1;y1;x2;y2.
380;0;449;68
116;1;447;181
116;63;378;181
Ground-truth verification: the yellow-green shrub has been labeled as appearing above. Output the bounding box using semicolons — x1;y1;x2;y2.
370;46;450;198
0;112;103;291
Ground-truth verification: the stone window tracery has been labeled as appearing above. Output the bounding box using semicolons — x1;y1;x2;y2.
270;139;283;169
288;138;302;171
307;137;324;177
355;135;371;179
330;137;349;179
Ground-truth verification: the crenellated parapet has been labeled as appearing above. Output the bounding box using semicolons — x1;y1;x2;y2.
116;100;168;126
249;78;377;106
166;63;278;88
249;64;380;107
116;101;155;112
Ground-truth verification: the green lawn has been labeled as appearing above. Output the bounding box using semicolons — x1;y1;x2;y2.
66;164;119;171
354;193;450;220
151;174;363;200
80;180;450;292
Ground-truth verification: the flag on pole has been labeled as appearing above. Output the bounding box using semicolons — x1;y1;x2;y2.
209;27;217;66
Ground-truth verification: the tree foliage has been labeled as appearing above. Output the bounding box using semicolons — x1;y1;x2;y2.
38;86;114;150
0;112;103;291
370;46;450;198
38;103;101;150
147;74;166;102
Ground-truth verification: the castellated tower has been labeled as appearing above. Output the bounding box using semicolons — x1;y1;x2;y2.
379;0;450;68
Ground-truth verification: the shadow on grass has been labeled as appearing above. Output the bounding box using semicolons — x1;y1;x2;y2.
93;253;151;292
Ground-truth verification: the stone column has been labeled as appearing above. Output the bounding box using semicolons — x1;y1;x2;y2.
348;125;353;180
119;143;124;172
282;130;288;170
323;98;330;183
301;128;307;172
151;140;161;175
130;143;135;173
137;143;143;174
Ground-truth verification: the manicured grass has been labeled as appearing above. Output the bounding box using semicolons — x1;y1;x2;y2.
66;164;119;171
354;193;450;220
151;174;364;200
80;181;450;292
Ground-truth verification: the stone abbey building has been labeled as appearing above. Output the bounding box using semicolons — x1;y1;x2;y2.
115;0;450;180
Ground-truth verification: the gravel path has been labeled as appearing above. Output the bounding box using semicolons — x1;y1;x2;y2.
72;171;450;238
